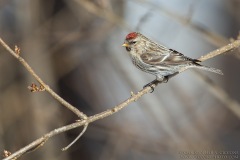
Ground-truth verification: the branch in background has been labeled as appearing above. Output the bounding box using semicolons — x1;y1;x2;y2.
73;0;131;30
135;10;152;31
1;35;240;159
193;70;240;119
132;0;228;47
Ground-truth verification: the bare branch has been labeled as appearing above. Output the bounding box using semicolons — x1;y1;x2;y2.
2;37;240;160
0;38;87;120
3;85;152;160
198;40;240;61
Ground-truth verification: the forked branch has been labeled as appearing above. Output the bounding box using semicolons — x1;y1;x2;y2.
0;39;87;120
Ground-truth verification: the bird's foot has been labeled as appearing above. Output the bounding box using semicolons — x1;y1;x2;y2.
143;83;155;93
143;76;169;93
143;79;160;93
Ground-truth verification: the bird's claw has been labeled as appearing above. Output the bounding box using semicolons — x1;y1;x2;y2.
143;79;159;93
143;77;169;93
143;83;155;93
149;86;154;93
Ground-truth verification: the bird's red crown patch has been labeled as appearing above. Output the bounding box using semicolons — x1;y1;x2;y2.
126;32;137;40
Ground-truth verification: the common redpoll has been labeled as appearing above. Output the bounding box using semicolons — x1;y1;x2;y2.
122;32;223;88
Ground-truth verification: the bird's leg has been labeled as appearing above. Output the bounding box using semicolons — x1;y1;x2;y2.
161;72;179;83
162;76;169;83
143;77;165;93
143;76;169;93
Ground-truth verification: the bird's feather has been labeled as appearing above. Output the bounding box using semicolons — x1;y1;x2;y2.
140;49;199;66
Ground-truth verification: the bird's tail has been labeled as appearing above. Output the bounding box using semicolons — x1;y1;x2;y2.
192;63;223;75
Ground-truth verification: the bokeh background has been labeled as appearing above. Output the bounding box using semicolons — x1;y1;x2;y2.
1;0;240;160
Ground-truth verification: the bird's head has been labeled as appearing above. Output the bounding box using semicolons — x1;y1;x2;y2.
122;32;141;52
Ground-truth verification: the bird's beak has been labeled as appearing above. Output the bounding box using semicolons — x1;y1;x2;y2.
122;43;129;47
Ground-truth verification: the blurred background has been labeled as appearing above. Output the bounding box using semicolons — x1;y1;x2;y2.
0;0;240;159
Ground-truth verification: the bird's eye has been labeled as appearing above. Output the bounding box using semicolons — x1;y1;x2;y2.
130;41;136;44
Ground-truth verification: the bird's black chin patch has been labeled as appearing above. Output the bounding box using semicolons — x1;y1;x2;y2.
126;47;131;51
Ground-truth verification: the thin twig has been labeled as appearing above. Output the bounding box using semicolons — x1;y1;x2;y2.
61;123;89;151
0;38;87;120
198;40;240;61
2;38;240;160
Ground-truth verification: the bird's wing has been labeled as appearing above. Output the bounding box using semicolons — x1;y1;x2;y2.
140;49;199;66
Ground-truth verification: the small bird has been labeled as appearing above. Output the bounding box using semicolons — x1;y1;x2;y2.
122;32;223;88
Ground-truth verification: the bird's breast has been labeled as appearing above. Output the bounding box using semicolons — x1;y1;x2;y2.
131;56;148;71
